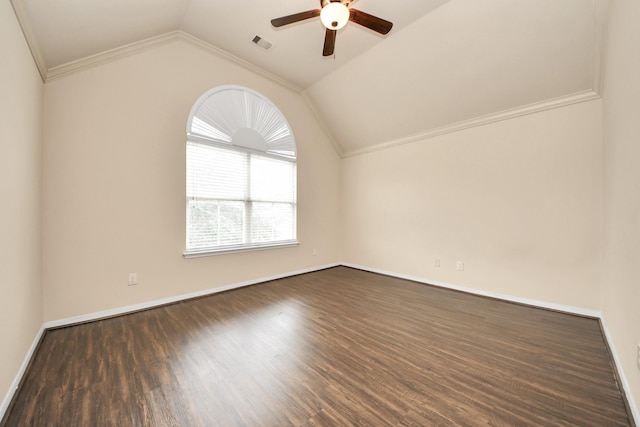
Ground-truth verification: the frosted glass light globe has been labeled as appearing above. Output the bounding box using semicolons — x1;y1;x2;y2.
320;2;349;30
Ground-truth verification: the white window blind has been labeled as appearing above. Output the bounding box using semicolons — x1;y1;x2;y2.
184;86;297;256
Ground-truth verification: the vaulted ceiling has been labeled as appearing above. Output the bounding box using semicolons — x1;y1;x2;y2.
11;0;606;156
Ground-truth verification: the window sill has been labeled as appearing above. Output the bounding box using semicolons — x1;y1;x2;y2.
183;240;300;258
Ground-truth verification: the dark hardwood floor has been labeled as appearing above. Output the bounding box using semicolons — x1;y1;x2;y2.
2;266;633;426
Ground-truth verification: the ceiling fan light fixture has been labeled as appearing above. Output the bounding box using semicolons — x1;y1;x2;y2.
320;2;349;30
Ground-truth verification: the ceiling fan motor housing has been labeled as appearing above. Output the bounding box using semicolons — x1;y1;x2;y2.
321;0;352;7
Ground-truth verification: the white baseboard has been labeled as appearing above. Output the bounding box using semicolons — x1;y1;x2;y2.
0;324;46;421
599;318;640;425
44;263;340;329
341;262;602;317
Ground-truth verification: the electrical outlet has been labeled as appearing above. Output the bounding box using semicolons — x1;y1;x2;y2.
637;344;640;370
456;261;464;271
434;259;440;267
128;273;138;286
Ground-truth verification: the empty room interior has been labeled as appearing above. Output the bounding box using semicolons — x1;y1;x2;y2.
1;0;639;424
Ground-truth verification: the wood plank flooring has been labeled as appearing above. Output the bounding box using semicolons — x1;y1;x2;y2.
2;266;633;426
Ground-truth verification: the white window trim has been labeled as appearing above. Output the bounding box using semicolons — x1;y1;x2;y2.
185;85;297;257
183;240;300;258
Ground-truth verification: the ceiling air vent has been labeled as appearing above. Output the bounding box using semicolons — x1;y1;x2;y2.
251;35;273;50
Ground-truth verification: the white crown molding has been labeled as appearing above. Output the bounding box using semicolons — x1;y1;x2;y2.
340;89;602;158
44;31;303;95
45;31;179;82
174;32;302;93
9;0;303;92
10;0;47;82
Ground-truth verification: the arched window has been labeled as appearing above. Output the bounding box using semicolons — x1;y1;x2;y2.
184;85;297;257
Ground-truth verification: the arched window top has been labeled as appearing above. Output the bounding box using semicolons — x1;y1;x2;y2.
186;85;296;160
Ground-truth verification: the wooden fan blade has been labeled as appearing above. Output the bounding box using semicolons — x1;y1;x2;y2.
349;9;393;35
323;29;337;56
271;9;321;27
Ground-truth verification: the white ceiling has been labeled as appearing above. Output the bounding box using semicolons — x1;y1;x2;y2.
12;0;605;156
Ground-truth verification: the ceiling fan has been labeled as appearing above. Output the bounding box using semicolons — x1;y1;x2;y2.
271;0;393;57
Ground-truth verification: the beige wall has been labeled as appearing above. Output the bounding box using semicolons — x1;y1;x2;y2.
341;100;603;311
42;39;341;321
602;0;640;416
0;0;43;411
